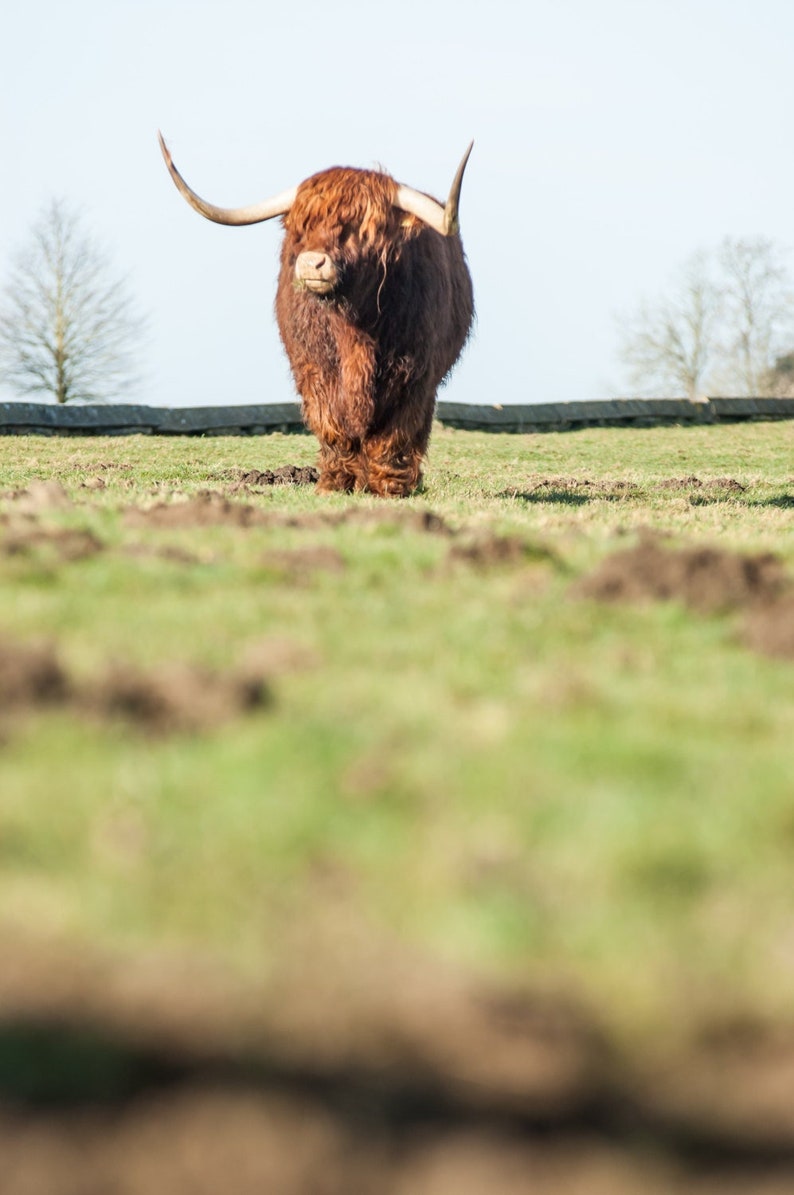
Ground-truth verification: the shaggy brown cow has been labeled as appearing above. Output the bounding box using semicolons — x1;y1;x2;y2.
159;135;474;496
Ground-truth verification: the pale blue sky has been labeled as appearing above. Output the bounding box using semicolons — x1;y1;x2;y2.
1;0;793;405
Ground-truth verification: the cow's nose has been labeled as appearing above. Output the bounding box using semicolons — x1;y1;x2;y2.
295;250;338;292
299;252;329;273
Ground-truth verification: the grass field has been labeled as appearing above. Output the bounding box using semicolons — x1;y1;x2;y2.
2;421;794;1030
2;420;794;1190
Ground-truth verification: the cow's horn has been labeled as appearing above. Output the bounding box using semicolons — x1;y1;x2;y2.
158;132;297;226
395;141;473;237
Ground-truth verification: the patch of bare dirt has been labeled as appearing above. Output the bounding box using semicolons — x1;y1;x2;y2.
121;491;270;530
1;936;794;1193
574;538;788;614
1;480;73;513
0;637;276;736
1;526;104;563
449;534;555;569
573;536;794;664
742;594;794;660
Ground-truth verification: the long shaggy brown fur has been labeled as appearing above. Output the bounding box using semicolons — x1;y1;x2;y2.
275;167;474;497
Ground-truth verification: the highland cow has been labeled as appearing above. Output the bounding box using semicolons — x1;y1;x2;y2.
159;134;474;496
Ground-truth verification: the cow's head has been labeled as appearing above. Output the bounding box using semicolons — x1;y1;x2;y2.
283;167;413;301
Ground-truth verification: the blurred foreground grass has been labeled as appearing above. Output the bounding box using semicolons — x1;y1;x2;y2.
1;420;794;1050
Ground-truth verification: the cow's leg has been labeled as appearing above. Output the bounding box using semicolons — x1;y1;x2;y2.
309;330;377;494
361;430;424;497
315;440;359;493
362;400;434;497
369;453;423;497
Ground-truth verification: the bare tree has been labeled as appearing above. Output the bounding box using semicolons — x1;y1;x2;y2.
715;237;794;396
0;199;146;404
618;238;794;398
617;251;721;399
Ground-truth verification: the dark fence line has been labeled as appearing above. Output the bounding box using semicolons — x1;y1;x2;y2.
436;397;794;431
1;397;794;436
0;403;306;436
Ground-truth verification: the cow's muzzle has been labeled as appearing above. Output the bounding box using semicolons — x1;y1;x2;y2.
295;251;338;295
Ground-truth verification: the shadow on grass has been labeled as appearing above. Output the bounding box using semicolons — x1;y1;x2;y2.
748;495;794;509
686;496;751;507
499;490;590;505
499;489;643;505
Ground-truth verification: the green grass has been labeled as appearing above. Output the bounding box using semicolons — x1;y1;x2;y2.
2;421;794;1050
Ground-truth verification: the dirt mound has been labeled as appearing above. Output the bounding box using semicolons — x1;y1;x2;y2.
85;661;270;734
504;478;641;503
227;464;320;489
0;937;601;1118
2;936;794;1193
361;508;452;535
659;475;703;490
1;480;73;513
0;640;70;707
2;525;104;563
0;1092;367;1195
449;534;554;569
743;594;794;659
120;492;434;532
0;637;275;735
0;1093;679;1195
122;491;269;530
0;1094;705;1195
116;492;456;537
573;537;794;664
659;476;747;494
574;538;788;614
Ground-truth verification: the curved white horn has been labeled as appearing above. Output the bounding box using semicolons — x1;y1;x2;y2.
395;141;473;236
158;132;297;226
